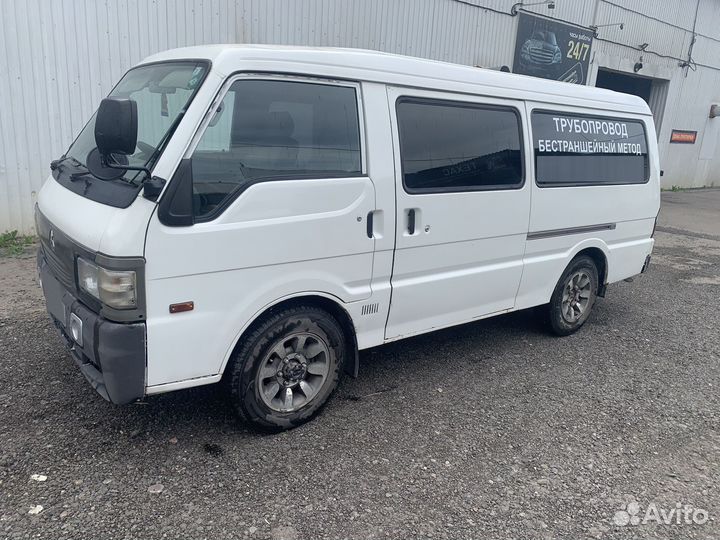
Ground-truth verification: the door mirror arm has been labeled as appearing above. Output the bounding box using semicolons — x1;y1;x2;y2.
102;152;152;179
142;177;167;201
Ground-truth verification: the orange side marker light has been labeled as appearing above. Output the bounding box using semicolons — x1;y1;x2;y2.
169;301;194;314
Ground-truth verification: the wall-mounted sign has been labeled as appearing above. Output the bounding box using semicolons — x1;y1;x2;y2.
670;130;697;144
512;13;593;85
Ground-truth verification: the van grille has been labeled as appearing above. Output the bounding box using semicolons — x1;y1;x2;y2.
40;240;74;290
35;209;79;292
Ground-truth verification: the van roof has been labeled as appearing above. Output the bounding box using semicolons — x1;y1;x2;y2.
141;44;651;115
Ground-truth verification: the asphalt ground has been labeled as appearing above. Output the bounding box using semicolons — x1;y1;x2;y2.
0;189;719;540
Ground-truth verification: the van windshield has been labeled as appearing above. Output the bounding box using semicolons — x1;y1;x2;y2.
53;61;208;207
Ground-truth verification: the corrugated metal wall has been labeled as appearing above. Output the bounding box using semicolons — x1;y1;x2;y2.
1;0;719;233
589;0;720;189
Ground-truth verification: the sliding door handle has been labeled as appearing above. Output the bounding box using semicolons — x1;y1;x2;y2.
366;211;374;238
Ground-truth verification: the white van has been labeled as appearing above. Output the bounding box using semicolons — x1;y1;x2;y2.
36;45;659;429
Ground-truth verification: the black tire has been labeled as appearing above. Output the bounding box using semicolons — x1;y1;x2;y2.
544;255;599;336
228;306;345;430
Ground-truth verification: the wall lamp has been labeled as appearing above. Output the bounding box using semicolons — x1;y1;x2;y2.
633;55;644;73
511;0;555;16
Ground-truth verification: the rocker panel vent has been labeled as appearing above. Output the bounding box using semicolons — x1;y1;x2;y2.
361;302;380;316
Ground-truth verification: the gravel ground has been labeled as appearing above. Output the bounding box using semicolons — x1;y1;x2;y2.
1;190;719;540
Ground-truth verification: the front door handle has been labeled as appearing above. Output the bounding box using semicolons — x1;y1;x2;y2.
366;210;383;239
407;208;416;235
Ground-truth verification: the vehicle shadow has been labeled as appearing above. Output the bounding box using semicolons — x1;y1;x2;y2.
101;307;550;436
16;302;604;466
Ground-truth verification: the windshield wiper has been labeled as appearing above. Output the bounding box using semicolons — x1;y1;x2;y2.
50;155;92;181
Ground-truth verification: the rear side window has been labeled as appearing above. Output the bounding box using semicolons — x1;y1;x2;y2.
396;98;524;193
191;79;361;220
532;111;649;186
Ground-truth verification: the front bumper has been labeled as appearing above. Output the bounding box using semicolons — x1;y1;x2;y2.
38;249;146;404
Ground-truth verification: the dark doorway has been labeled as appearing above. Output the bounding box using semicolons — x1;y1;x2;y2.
595;68;669;137
596;69;652;103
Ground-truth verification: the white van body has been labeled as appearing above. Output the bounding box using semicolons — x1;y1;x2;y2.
36;46;659;427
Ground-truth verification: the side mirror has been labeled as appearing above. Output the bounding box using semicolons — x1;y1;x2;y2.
88;97;153;182
95;98;138;155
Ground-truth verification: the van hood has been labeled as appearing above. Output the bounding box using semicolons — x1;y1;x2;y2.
37;175;155;257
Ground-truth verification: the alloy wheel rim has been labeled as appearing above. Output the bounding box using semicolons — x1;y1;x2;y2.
257;332;330;412
561;270;592;323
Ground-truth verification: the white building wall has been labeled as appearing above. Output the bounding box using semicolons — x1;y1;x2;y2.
1;0;719;233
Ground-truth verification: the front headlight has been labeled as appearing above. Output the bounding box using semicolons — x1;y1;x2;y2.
77;258;137;309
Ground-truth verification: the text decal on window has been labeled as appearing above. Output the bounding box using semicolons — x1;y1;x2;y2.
532;111;649;187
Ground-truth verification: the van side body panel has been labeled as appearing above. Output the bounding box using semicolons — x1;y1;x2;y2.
142;64;658;388
144;176;376;386
515;104;660;310
37;46;660;397
383;87;533;340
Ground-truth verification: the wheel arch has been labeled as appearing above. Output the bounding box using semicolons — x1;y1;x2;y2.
572;246;609;297
220;292;360;380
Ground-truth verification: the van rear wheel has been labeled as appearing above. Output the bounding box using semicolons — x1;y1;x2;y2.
545;255;599;336
228;306;344;430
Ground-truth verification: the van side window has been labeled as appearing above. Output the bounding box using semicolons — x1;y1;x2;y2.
396;98;524;193
191;79;362;219
532;111;649;186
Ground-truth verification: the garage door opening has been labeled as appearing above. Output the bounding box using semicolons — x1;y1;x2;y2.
595;68;669;136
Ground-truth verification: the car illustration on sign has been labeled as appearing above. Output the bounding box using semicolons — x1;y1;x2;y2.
520;30;562;70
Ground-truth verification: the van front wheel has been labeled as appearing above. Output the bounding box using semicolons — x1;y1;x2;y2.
545;256;599;336
228;306;344;430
